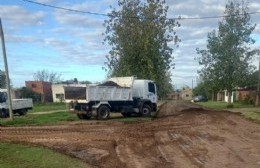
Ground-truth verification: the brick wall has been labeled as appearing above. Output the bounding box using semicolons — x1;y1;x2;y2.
25;81;52;102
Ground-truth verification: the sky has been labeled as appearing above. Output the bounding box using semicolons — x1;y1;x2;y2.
0;0;259;89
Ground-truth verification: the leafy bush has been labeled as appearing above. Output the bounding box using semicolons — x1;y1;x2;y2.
241;95;254;105
226;104;234;108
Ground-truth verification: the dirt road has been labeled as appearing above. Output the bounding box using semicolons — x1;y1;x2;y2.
1;101;260;168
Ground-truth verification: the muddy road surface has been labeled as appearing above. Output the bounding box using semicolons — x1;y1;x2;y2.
1;101;260;168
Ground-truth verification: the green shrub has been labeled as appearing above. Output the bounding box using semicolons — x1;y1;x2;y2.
241;95;254;105
226;104;234;108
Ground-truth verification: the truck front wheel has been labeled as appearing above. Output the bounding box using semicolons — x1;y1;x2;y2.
97;105;110;120
141;104;151;117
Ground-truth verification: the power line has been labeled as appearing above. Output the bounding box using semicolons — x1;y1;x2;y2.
23;0;110;17
23;0;260;20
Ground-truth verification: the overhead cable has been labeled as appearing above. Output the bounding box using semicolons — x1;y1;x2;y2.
22;0;260;20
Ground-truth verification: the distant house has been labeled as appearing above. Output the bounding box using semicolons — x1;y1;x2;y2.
180;87;193;101
52;84;65;102
235;88;255;103
167;90;181;100
52;84;86;102
217;88;256;104
25;81;52;102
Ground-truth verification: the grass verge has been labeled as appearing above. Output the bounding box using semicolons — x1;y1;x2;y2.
0;112;78;126
197;101;260;123
0;142;90;168
241;111;260;123
197;101;254;109
31;103;66;113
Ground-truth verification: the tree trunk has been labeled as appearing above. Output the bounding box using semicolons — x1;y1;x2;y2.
228;91;232;104
211;92;215;101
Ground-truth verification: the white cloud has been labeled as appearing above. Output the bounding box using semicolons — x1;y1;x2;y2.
0;5;45;26
54;11;103;27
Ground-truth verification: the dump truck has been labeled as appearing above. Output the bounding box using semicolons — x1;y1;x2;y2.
0;89;33;118
65;76;158;120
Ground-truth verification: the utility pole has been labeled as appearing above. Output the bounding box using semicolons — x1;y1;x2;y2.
0;18;13;120
256;56;260;106
192;79;194;90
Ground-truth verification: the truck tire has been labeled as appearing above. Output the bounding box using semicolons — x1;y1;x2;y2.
97;105;110;120
77;113;83;119
77;112;92;120
141;104;151;117
82;111;92;119
0;109;8;118
18;109;27;116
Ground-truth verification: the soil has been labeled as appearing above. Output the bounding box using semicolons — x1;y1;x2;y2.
1;101;260;168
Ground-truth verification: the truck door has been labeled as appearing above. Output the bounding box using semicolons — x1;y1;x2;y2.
148;82;157;103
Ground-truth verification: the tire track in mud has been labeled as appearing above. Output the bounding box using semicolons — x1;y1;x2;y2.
1;101;260;168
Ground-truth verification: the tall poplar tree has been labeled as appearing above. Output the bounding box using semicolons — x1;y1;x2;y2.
197;0;259;103
103;0;180;97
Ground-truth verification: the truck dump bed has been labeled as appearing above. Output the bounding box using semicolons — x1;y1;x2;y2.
12;99;33;110
87;85;132;101
64;77;135;102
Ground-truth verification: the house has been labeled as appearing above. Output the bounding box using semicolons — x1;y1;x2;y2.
217;90;235;103
217;88;257;104
167;90;181;100
235;88;256;104
25;81;52;102
52;84;86;102
224;90;234;103
52;84;65;102
180;86;193;101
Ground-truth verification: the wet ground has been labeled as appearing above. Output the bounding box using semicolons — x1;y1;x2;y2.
1;101;260;168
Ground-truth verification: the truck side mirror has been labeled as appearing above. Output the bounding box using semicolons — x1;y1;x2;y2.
156;84;159;91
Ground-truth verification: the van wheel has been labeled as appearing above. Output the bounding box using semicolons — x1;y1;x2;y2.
141;104;151;117
0;109;8;118
97;106;110;120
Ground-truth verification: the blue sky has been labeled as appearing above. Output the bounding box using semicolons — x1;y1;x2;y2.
0;0;260;89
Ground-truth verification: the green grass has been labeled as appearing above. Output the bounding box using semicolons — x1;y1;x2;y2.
0;112;78;126
31;103;66;113
197;101;254;109
0;142;90;168
242;111;260;123
197;101;260;123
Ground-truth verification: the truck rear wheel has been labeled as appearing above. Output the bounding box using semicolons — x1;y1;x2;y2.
77;112;92;120
141;104;151;117
97;105;110;120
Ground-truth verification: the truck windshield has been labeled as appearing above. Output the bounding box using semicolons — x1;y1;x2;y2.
0;92;7;103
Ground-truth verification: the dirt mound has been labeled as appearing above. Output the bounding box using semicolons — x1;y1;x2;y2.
156;101;206;118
